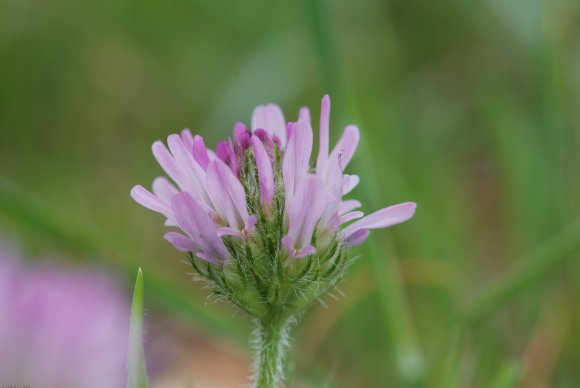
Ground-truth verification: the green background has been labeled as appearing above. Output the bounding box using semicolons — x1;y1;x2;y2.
1;0;579;386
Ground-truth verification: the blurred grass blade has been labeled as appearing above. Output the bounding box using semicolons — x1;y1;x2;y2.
463;218;580;326
367;236;426;384
0;176;96;253
356;132;425;384
127;268;148;388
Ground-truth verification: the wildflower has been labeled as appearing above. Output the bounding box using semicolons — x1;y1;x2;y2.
132;95;415;263
0;244;129;388
131;95;416;387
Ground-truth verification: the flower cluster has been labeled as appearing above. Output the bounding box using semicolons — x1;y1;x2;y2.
131;95;415;318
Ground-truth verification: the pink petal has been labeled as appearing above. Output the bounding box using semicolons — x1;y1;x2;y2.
152;177;178;202
344;229;370;246
218;215;256;239
164;232;198;252
316;94;331;173
282;236;315;259
329;125;360;171
247;215;257;229
317;156;343;235
171;193;201;238
206;160;253;232
339;199;361;215
233;122;251;150
252;136;275;208
283;175;326;258
192;135;211;170
286;122;296;141
251;104;287;146
233;122;248;139
180;129;194;150
152;141;184;189
166;134;210;203
281;235;293;252
298;245;316;257
130;185;172;219
216;140;230;162
238;132;252;150
282;118;313;206
216;138;238;175
164;218;178;227
217;227;242;238
207;149;217;161
298;107;310;123
196;252;220;263
342;174;360;195
254;128;270;143
171;192;228;264
340;211;364;225
341;202;417;241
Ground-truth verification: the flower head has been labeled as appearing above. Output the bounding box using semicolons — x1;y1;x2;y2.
131;95;416;318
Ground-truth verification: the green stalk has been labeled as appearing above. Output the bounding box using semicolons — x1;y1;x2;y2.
253;314;295;388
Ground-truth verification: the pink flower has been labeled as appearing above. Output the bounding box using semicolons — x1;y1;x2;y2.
131;95;416;263
0;245;129;388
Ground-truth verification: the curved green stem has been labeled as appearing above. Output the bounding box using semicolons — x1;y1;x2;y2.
253;314;294;388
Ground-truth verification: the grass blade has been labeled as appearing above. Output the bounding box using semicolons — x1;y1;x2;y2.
127;268;148;388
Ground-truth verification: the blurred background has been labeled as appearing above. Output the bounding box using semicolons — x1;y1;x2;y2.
1;0;579;386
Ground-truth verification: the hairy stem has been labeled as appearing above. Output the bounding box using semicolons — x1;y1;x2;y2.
252;314;294;388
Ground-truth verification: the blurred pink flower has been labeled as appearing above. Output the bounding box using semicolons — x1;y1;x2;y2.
131;95;416;263
0;245;129;388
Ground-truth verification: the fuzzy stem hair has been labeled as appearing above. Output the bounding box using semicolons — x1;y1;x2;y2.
252;314;295;388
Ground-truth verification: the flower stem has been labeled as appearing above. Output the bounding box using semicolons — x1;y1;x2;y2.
253;314;293;388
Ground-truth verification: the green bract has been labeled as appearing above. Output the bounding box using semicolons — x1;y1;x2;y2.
188;147;349;323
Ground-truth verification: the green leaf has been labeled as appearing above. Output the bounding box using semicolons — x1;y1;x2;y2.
127;268;148;388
